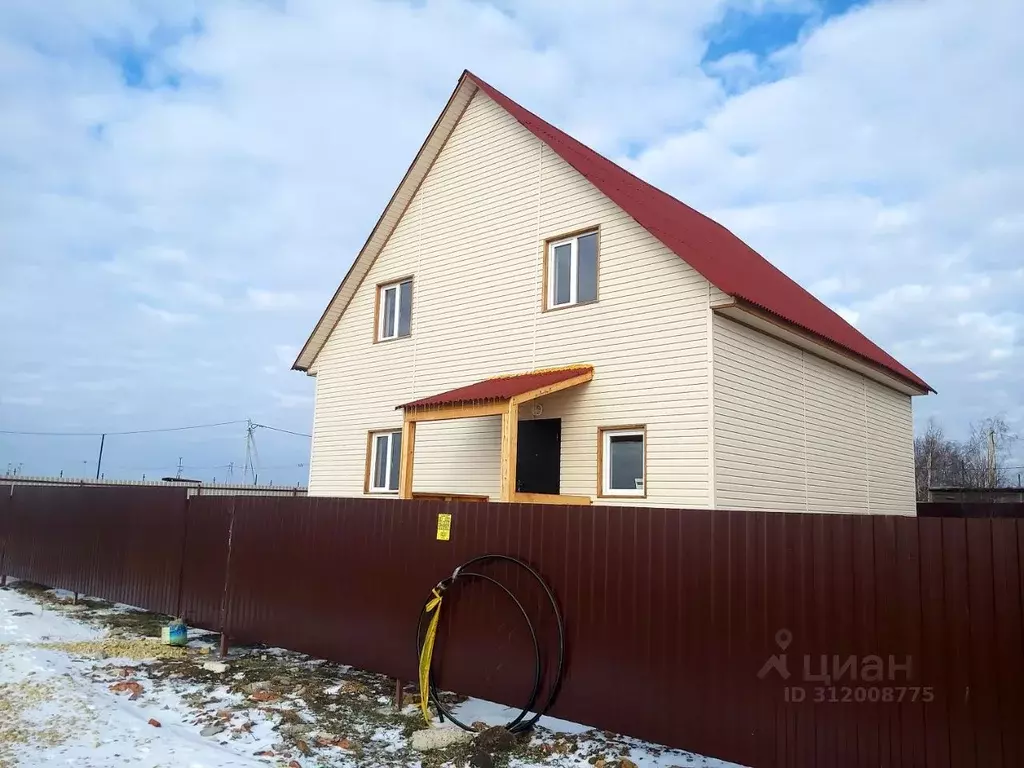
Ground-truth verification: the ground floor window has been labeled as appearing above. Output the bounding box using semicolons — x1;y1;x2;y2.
367;430;402;493
599;426;646;497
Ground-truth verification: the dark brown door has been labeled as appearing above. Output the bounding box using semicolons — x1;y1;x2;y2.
516;418;561;494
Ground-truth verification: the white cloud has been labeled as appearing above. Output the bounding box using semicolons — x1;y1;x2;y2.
137;303;198;325
246;289;304;311
1;395;44;407
273;344;298;368
272;390;313;410
703;50;761;92
833;306;860;327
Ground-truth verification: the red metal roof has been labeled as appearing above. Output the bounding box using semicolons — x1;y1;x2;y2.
468;73;931;393
400;365;593;410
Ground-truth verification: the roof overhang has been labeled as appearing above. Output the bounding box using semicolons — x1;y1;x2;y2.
713;299;932;396
398;365;594;421
292;72;480;373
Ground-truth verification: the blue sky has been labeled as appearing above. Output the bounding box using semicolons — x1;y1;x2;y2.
1;0;1022;485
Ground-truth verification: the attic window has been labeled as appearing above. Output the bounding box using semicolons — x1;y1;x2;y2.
377;279;412;341
546;230;598;310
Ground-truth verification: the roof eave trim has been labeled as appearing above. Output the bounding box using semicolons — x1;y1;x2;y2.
291;72;479;372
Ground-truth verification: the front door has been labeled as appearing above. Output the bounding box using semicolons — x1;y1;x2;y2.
516;418;561;494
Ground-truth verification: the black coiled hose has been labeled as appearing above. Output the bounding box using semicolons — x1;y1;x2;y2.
414;554;565;733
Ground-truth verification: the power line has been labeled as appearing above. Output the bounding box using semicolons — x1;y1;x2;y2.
252;423;312;438
0;420;247;437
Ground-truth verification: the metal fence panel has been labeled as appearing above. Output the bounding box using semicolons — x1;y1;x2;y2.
0;485;10;580
4;484;187;615
208;499;1024;767
178;495;235;630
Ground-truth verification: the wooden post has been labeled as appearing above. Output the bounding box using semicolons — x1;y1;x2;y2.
219;632;230;659
399;418;417;499
394;678;404;710
499;401;519;501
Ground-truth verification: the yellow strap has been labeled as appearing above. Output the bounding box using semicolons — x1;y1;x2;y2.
418;588;443;725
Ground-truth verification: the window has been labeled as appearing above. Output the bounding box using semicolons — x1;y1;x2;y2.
599;427;645;496
377;279;412;341
546;230;598;309
367;430;402;493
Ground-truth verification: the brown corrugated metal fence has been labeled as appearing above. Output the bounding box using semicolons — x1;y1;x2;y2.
179;495;234;630
2;485;188;616
918;501;1024;518
0;485;10;583
1;488;1022;768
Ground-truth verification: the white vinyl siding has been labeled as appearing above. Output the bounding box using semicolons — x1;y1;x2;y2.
308;90;712;506
712;315;916;515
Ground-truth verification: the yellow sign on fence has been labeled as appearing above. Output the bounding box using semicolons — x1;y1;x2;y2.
436;513;452;541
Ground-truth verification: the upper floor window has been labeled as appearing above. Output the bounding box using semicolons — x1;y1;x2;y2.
377;278;412;341
546;230;598;310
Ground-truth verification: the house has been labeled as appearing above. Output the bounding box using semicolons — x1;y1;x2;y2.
293;71;932;514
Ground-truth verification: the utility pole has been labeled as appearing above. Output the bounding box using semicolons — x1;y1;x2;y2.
176;456;183;480
243;421;252;484
242;420;259;485
95;433;106;480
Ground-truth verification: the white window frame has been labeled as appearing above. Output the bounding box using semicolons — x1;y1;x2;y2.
601;427;645;497
368;430;401;493
377;279;412;341
547;231;597;309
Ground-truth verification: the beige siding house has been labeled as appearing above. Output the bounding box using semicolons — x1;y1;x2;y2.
294;72;931;514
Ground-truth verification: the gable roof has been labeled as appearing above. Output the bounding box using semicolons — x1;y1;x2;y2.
294;71;931;393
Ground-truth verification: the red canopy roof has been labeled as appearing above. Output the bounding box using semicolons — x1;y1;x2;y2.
469;73;930;393
400;366;593;410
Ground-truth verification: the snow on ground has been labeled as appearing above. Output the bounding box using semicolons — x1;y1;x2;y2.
0;586;272;767
0;582;742;768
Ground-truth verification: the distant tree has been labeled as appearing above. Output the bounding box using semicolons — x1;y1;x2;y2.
914;416;1019;500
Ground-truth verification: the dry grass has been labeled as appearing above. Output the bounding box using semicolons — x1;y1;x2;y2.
38;638;187;661
0;673;76;767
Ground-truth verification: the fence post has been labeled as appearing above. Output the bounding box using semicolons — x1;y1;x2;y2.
0;485;11;588
174;491;191;619
218;497;238;659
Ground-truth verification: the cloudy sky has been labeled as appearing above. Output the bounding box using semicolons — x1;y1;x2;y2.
1;0;1021;485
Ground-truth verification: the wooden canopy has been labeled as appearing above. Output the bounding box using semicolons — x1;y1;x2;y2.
396;365;593;502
